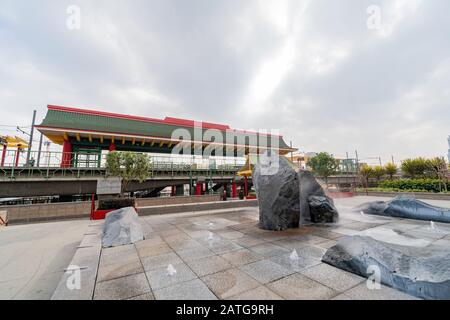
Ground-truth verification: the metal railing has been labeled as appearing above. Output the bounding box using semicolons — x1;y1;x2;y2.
0;150;246;181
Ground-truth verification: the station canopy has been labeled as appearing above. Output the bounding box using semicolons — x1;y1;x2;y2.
36;105;296;156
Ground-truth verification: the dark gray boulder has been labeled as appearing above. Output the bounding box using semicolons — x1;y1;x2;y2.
308;195;339;223
252;152;338;230
102;207;144;248
253;153;300;231
356;194;450;223
322;235;450;300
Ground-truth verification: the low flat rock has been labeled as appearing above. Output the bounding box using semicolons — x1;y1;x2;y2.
356;194;450;223
102;207;144;248
322;235;450;300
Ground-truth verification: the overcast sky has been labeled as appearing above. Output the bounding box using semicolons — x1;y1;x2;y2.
1;0;449;164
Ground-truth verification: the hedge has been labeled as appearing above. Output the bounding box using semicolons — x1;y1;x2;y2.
379;179;449;193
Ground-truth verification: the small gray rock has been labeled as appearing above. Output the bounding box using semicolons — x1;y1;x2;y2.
308;195;339;223
102;207;144;248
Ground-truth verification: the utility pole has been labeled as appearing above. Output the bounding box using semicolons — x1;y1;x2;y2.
345;152;349;175
378;157;382;167
290;141;293;162
37;133;43;166
26;110;37;166
391;155;395;164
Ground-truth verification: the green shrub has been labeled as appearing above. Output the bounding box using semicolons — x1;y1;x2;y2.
379;179;449;193
98;198;136;210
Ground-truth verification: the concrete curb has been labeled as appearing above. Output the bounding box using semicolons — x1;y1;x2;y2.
138;199;258;216
51;223;103;300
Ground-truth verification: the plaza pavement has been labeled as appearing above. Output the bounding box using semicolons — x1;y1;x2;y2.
0;219;91;299
3;196;450;300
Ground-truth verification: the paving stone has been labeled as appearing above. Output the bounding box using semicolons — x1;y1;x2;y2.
300;263;365;292
202;268;260;299
331;293;353;300
168;239;204;251
93;273;150;300
177;247;216;262
345;221;381;231
208;241;244;254
101;244;136;257
316;240;338;249
267;273;337;300
271;238;310;250
127;292;155;300
141;252;183;271
217;230;245;240
227;286;284;300
248;243;290;258
310;229;345;240
330;227;361;236
291;234;329;244
97;258;144;282
146;263;197;290
221;249;264;267
269;253;321;272
135;242;173;258
343;283;420;300
293;244;327;260
186;255;232;277
240;259;293;284
232;236;266;248
154;279;217;300
99;247;139;266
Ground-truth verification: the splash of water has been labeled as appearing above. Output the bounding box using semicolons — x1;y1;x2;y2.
290;249;299;261
360;211;365;216
208;222;214;228
167;264;177;276
430;221;436;230
208;232;214;241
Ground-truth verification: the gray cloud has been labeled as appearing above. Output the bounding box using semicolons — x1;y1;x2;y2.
0;0;449;163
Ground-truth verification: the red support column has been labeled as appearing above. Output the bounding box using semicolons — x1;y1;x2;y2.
61;140;72;168
14;149;20;167
232;182;237;198
1;144;7;167
109;143;116;152
171;186;176;197
195;182;202;196
244;176;249;198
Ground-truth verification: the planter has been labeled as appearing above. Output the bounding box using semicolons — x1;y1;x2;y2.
91;209;114;220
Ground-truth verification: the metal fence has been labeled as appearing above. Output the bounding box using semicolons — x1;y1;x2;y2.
0;149;246;171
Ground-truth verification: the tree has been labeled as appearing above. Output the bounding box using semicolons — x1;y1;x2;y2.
401;158;431;178
359;164;374;187
429;157;448;192
307;152;339;186
372;165;386;182
106;152;151;194
384;163;397;180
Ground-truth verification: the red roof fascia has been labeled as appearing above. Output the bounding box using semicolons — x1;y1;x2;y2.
46;105;282;137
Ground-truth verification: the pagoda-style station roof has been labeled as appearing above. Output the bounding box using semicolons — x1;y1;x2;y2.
36;105;296;156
